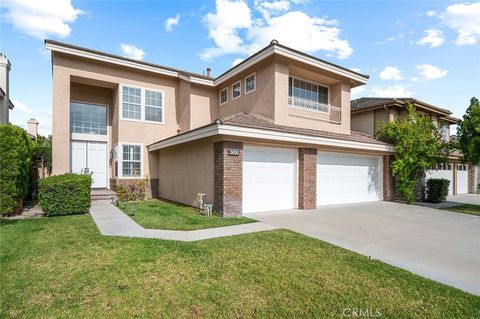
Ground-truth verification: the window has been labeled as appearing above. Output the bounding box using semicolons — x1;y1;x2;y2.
122;86;141;120
122;144;141;177
70;102;107;135
145;90;163;122
245;74;256;93
288;76;329;105
220;88;228;105
121;85;164;123
232;81;241;99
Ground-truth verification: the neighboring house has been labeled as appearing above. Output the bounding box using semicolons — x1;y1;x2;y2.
46;39;398;217
351;97;475;195
0;53;14;124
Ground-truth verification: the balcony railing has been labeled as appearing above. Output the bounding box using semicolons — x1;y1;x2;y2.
287;96;341;123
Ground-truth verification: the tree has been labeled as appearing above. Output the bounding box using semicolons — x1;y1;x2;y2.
457;97;480;165
34;134;52;177
376;104;451;204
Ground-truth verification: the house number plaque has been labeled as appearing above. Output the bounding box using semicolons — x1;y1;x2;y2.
228;148;240;156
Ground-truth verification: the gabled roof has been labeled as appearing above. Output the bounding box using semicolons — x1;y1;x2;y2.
350;97;460;123
45;39;369;87
148;112;392;153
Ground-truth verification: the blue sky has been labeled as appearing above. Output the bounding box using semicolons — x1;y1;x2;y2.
1;0;479;136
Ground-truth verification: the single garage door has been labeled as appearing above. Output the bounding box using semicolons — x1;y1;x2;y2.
426;163;453;195
317;152;382;205
456;164;468;194
243;145;297;213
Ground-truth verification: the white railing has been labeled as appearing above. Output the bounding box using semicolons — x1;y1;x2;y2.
288;96;341;123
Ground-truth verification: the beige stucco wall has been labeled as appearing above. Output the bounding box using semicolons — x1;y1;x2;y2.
157;139;214;207
374;109;389;134
217;57;276;120
351;111;374;136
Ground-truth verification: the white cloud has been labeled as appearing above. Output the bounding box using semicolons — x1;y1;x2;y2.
351;86;366;96
231;58;244;66
1;0;83;39
379;66;403;80
165;13;180;32
120;44;145;60
201;0;353;60
426;10;436;17
415;64;448;80
11;99;32;114
410;76;419;82
416;29;444;47
443;2;480;45
350;67;362;73
371;85;413;98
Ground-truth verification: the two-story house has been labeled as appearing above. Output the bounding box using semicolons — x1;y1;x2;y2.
46;39;396;217
350;97;474;195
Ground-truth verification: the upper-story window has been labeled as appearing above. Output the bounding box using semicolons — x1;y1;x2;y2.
121;85;164;123
220;88;228;105
70;102;107;135
232;81;241;99
439;121;448;142
245;73;256;93
289;76;329;106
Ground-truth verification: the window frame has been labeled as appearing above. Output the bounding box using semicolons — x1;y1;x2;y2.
245;72;256;95
232;81;241;100
288;75;330;106
70;101;108;136
219;87;228;105
118;142;144;178
119;84;165;124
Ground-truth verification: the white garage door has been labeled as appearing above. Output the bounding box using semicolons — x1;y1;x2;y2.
317;152;382;205
456;164;468;194
426;163;453;195
243;145;297;213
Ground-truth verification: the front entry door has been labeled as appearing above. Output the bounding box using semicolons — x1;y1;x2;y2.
71;141;107;188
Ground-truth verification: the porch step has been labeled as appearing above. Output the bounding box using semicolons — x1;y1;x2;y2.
91;189;117;202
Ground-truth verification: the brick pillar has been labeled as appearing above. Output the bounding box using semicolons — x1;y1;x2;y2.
383;155;395;201
298;148;317;209
468;164;479;193
214;141;243;217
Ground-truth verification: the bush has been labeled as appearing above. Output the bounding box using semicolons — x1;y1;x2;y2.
425;178;450;203
0;124;34;215
38;174;92;216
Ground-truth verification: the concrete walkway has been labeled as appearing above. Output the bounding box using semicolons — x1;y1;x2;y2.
89;202;277;242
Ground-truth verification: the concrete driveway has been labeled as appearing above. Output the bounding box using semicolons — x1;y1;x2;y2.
447;194;480;205
249;201;480;296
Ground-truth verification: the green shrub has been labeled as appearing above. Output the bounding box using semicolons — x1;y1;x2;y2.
425;178;450;203
38;174;92;216
0;124;34;215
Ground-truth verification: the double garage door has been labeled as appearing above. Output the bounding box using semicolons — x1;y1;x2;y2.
242;146;382;213
426;164;468;195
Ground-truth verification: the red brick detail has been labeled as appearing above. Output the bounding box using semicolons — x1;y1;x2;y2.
383;155;395;201
298;148;317;209
214;141;243;217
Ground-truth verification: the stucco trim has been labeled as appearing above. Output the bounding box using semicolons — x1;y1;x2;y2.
148;123;394;153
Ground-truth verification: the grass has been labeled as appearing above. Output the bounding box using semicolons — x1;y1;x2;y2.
441;204;480;216
1;215;479;318
119;199;255;230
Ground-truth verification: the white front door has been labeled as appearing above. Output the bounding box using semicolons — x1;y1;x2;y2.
243;145;297;213
317;152;382;205
70;141;107;188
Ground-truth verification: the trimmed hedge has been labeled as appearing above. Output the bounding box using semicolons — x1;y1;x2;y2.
0;124;34;215
38;174;92;216
425;178;450;203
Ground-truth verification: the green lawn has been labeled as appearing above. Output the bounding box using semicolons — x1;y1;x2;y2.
120;199;255;230
442;204;480;216
1;215;479;318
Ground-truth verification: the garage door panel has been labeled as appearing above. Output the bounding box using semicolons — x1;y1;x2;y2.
317;152;382;205
456;164;468;194
243;146;296;213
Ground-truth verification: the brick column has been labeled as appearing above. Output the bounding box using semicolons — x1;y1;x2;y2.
298;148;317;209
383;155;395;201
214;141;243;217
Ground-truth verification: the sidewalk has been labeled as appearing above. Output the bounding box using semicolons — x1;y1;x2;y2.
89;202;277;242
